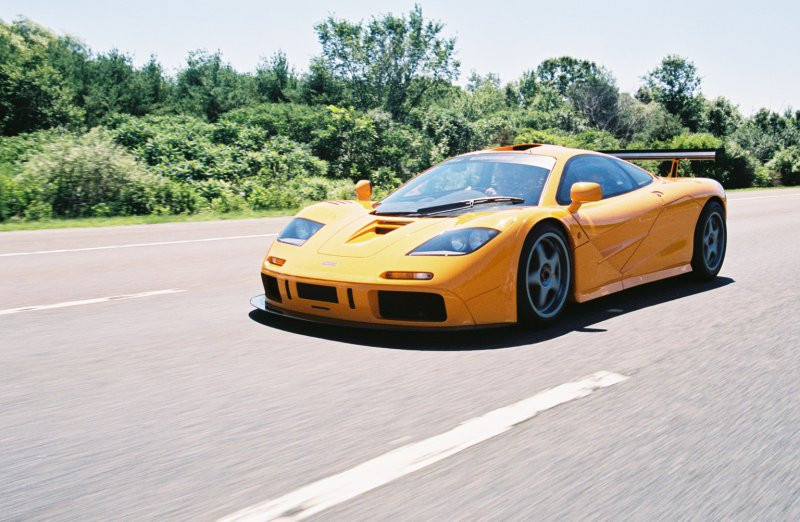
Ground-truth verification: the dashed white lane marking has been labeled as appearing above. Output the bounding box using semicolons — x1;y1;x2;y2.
219;371;629;522
0;289;185;316
729;193;800;201
0;233;278;257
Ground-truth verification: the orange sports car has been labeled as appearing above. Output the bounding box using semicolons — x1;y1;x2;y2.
252;144;726;328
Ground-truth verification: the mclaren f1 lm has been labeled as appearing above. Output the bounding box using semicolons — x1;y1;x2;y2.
252;144;726;328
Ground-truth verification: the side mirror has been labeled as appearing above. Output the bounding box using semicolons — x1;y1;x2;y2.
355;179;372;202
567;182;602;213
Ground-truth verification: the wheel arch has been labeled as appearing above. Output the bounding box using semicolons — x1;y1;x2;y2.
515;216;576;324
705;195;726;217
520;215;577;291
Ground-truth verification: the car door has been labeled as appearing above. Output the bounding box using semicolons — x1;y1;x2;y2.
557;155;663;294
617;161;705;278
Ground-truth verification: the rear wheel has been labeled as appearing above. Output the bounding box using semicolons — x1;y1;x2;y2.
691;200;727;280
517;223;572;327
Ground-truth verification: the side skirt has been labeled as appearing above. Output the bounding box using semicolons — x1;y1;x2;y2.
573;264;692;303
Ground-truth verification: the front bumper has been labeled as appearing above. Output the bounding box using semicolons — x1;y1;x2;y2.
250;294;506;331
253;269;515;329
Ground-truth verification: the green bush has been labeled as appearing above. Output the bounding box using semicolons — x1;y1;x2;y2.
122;173;202;215
715;141;758;189
753;165;776;188
0;171;25;220
513;128;619;149
220;103;326;143
0;129;72;173
16;128;184;217
766;146;800;186
242;176;354;210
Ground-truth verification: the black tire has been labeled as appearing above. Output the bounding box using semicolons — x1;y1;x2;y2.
691;200;727;280
517;222;572;327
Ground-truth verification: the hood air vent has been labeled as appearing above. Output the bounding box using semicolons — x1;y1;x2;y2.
347;219;413;243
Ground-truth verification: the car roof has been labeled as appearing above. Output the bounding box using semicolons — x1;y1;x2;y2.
460;143;602;162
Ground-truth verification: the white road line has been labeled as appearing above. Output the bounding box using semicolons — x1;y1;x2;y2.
0;289;185;316
0;233;278;257
729;193;800;201
219;370;629;522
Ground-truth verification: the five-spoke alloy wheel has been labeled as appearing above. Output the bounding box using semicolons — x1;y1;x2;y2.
691;200;727;280
518;223;572;326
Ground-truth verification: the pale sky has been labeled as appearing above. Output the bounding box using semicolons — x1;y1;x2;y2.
1;0;797;115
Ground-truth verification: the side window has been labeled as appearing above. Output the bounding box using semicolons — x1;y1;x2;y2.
615;159;654;187
557;155;636;204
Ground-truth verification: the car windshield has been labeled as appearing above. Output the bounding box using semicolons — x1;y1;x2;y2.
375;153;556;216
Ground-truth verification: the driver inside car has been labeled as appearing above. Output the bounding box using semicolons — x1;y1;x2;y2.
485;166;535;201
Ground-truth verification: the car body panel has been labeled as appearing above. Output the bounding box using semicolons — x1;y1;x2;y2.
258;144;726;327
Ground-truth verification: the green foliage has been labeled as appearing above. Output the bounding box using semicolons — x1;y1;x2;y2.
733;108;800;163
314;4;459;117
242;176;354;209
639;55;704;131
715;141;759;189
0;20;85;135
0;14;795;222
767;146;800;186
15;128;194;217
0;128;71;171
0;170;25;220
255;51;297;103
514;128;619;149
173;50;253;122
703;97;742;138
84;51;169;125
528;57;621;133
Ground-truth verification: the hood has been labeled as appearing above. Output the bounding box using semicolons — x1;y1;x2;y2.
317;214;446;258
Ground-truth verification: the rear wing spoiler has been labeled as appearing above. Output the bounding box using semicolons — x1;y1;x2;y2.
600;148;719;178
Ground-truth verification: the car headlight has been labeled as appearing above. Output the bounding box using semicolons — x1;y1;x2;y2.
277;218;324;246
408;227;500;256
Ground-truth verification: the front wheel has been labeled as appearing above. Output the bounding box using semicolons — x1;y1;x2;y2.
691;200;727;280
517;223;572;327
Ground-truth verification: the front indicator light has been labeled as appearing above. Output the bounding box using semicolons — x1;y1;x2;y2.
408;227;500;256
267;256;286;266
383;271;434;280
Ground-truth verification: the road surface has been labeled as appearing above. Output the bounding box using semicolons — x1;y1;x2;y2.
1;188;799;520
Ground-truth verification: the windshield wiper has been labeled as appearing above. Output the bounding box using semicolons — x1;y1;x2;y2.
414;196;524;216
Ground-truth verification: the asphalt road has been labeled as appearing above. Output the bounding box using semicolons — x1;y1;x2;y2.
2;188;799;521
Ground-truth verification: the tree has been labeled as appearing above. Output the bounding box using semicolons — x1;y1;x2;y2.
298;57;344;105
84;49;161;124
132;56;169;114
173;50;252;122
255;50;295;103
535;57;607;96
314;4;459;117
0;19;84;135
458;72;508;120
733;109;800;163
639;55;703;131
567;72;620;132
519;57;620;133
703;96;742;137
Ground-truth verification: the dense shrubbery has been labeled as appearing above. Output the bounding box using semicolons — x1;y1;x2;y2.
1;10;798;222
767;146;800;186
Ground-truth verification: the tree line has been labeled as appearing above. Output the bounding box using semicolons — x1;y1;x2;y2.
1;6;798;221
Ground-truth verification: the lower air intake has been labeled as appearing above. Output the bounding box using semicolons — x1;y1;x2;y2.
378;291;447;322
296;282;339;303
262;273;282;303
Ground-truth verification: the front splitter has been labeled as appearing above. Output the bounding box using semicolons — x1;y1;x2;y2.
249;294;508;331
